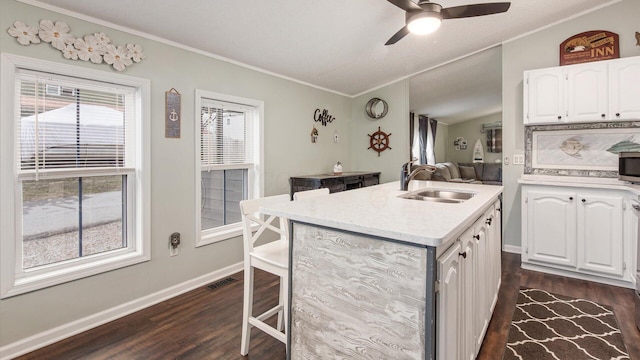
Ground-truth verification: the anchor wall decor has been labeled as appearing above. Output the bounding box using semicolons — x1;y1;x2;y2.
165;88;181;138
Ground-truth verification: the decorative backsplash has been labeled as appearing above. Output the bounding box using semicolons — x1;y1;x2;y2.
524;121;640;177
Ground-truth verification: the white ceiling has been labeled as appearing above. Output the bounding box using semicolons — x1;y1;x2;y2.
25;0;615;121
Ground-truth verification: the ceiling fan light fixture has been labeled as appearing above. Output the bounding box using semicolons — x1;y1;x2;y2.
407;12;442;35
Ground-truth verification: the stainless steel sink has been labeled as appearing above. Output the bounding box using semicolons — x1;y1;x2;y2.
399;189;476;203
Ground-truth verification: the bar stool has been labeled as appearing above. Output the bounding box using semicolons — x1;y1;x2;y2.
239;194;290;356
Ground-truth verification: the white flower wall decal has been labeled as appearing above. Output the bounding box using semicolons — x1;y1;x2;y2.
39;20;75;50
75;35;105;64
62;44;79;60
7;21;41;45
104;45;133;71
6;19;145;71
126;44;145;63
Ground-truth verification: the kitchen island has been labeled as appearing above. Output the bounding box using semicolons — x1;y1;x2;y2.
261;180;503;360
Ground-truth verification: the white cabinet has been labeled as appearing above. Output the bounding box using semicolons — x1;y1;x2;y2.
609;57;640;120
437;241;462;360
524;189;577;267
522;185;633;287
523;56;640;125
577;194;624;276
438;202;502;360
524;68;565;124
566;62;608;122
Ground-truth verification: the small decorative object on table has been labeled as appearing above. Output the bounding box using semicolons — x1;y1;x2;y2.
333;162;343;175
311;126;319;143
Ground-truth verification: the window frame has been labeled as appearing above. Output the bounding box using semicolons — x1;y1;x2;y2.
0;53;151;298
194;90;263;247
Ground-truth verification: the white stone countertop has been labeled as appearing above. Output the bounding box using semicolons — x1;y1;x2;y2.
261;181;503;248
518;174;640;198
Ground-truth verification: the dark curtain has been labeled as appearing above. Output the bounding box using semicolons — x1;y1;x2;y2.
409;112;415;161
429;118;438;163
418;115;428;165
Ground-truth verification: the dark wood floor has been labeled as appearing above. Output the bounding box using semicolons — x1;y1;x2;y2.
17;252;640;360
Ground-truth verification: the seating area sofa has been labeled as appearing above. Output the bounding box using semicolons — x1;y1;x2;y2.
411;161;502;185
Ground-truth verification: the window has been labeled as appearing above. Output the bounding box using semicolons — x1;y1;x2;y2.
0;54;150;298
195;90;263;246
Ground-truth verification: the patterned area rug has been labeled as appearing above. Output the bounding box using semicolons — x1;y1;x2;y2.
504;288;629;360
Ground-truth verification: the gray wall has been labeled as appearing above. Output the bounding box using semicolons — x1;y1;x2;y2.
0;0;354;347
445;113;502;164
434;122;448;164
501;0;640;249
350;80;410;184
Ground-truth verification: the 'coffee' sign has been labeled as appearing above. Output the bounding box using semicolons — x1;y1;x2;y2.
560;30;619;66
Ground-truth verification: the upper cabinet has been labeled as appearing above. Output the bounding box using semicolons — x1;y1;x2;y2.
609;57;640;120
523;56;640;125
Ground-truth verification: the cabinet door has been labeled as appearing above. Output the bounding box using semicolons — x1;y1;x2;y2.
524;68;565;124
525;190;577;267
567;62;608;122
487;201;501;312
609;57;640;120
473;217;489;354
459;229;476;360
437;241;462;360
577;194;624;277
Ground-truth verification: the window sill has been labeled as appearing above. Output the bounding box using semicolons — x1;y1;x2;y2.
196;223;244;247
1;248;149;299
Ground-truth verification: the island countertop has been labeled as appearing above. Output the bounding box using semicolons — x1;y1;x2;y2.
261;180;503;247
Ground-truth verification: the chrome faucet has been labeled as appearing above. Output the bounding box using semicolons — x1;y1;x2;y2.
400;160;436;191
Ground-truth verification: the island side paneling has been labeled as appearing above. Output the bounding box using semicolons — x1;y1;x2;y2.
290;223;428;359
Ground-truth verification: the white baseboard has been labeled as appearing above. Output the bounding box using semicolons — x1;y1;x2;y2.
502;244;521;254
0;261;243;360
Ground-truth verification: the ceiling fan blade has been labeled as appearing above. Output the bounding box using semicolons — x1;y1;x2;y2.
387;0;422;12
441;2;510;19
385;26;410;45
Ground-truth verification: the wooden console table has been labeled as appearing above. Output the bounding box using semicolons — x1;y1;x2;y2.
289;172;380;198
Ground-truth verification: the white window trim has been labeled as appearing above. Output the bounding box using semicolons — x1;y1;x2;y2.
194;90;264;247
0;53;151;298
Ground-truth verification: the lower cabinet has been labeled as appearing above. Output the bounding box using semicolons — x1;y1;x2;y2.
522;185;634;286
437;202;501;360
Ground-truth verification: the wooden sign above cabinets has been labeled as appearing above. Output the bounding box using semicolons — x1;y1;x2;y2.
560;30;619;66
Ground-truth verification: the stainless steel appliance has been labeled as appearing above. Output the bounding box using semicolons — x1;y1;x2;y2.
619;152;640;183
632;200;640;331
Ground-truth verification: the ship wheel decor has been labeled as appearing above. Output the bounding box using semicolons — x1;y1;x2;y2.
368;126;392;156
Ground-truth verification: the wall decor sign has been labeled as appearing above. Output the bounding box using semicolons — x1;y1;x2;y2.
525;121;640;177
314;109;335;126
559;30;619;66
7;20;145;71
165;88;181;138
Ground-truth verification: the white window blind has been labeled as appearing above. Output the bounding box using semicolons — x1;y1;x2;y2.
200;98;253;169
16;70;136;179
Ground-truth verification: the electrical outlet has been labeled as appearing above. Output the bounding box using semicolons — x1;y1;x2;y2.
513;154;525;165
170;232;180;257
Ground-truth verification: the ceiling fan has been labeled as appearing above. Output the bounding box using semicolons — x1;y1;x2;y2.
385;0;511;45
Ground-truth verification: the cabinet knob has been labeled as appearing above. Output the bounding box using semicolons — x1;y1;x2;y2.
473;234;480;240
557;115;562;120
486;218;492;225
459;252;467;259
616;113;621;117
582;199;586;203
601;114;606;118
569;197;573;200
